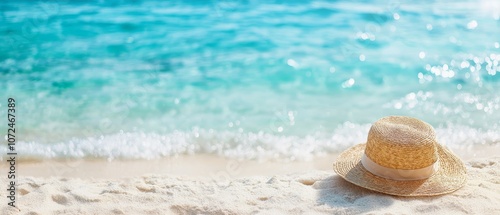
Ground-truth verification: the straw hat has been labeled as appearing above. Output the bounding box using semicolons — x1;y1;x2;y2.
334;116;466;196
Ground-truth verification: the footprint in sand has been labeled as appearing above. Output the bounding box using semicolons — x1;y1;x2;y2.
52;194;70;205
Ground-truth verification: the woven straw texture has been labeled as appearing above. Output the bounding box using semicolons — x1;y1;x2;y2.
334;143;466;196
365;116;438;169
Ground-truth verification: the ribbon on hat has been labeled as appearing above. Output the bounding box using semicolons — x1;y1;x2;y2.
361;154;439;181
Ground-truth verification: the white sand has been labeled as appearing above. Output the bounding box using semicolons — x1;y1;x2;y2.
2;156;499;215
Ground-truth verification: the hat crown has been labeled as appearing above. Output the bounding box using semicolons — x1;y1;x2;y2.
365;116;438;170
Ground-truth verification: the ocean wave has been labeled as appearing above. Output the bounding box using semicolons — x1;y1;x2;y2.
5;123;499;161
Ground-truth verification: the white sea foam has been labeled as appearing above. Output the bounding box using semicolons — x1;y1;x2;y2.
1;0;499;163
5;123;498;161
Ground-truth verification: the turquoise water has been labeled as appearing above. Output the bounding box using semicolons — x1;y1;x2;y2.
1;0;499;160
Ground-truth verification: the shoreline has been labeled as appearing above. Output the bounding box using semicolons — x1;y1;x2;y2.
11;143;499;179
14;154;337;179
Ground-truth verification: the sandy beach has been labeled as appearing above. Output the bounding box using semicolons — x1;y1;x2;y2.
3;149;499;215
2;0;500;214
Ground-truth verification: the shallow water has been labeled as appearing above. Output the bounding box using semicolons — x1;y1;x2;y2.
1;0;499;160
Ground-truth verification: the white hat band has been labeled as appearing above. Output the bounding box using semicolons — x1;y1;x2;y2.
361;154;439;181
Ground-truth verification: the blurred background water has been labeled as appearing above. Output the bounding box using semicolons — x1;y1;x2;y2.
1;0;499;160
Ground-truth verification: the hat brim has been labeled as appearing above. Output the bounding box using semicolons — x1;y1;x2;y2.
334;143;466;196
